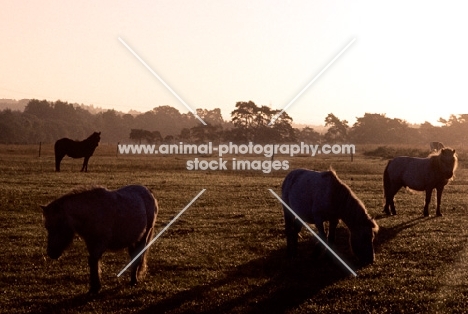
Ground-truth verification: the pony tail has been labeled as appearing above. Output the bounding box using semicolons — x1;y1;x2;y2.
383;160;391;199
370;219;379;233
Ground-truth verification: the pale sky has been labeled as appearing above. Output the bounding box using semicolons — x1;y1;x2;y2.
1;1;467;126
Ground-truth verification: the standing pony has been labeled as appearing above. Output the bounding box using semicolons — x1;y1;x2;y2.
281;168;379;265
41;185;158;294
54;131;101;172
383;147;457;217
430;141;444;152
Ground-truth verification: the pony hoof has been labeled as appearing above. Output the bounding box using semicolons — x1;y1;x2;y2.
436;213;443;217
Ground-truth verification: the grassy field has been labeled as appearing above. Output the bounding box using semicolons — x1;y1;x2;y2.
1;143;468;313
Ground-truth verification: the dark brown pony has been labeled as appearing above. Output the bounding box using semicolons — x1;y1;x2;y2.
383;147;457;216
281;168;379;265
41;185;158;294
54;132;101;172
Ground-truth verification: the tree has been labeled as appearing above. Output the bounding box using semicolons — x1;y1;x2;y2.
179;128;192;142
437;114;468;145
230;101;294;143
324;113;348;142
129;129;156;144
190;124;221;144
196;108;225;126
24;99;53;119
350;113;418;144
296;126;322;143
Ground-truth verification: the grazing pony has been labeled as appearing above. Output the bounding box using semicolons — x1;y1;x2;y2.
54;131;101;172
41;185;158;294
281;168;379;265
383;147;457;217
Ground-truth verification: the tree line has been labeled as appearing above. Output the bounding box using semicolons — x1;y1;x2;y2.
0;99;466;146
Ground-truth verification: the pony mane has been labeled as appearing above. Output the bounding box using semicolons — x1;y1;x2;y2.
54;185;108;204
86;132;101;143
327;168;378;231
428;147;457;158
69;185;107;195
429;147;458;180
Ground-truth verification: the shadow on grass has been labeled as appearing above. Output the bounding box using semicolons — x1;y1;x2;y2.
137;228;362;314
32;217;436;313
140;216;439;313
30;286;124;313
373;215;437;253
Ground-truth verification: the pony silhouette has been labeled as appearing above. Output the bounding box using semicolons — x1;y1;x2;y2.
54;132;101;172
281;168;379;265
41;185;158;294
383;147;457;216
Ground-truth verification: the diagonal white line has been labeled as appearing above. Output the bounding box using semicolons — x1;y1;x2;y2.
268;38;356;126
268;189;357;277
118;37;207;125
117;189;206;277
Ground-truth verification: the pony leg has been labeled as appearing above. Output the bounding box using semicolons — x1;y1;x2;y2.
284;209;302;258
383;165;393;215
137;227;155;280
384;191;396;215
88;255;102;294
383;201;391;215
384;185;400;215
81;156;90;172
315;220;327;242
312;220;327;258
128;245;142;285
423;189;433;217
129;227;154;284
389;196;397;215
327;219;339;246
55;153;65;172
128;236;151;286
436;186;445;216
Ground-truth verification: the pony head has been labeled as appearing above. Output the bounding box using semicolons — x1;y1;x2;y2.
350;218;379;265
88;132;101;147
41;202;75;260
432;148;457;180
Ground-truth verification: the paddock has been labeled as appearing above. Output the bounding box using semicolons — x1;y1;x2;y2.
1;144;467;313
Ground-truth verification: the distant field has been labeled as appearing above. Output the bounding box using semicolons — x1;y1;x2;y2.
1;143;467;313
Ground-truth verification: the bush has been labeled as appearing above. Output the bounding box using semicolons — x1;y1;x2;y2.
363;146;428;159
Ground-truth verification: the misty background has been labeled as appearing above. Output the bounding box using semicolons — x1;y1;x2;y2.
1;99;466;148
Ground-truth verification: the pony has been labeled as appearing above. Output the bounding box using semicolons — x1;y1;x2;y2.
430;141;444;152
383;147;457;217
41;185;158;294
281;168;379;265
54;131;101;172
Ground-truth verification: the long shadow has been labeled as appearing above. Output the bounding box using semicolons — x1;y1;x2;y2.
138;228;361;314
136;216;438;313
31;286;123;313
373;215;437;252
35;217;434;313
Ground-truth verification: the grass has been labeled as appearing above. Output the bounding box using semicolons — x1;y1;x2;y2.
1;143;468;313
